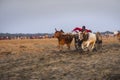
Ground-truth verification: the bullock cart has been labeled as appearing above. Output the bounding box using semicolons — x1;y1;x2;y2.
73;32;102;52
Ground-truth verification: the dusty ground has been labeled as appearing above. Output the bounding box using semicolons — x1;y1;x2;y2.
0;37;120;80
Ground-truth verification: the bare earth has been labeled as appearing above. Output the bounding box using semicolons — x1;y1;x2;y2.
0;37;120;80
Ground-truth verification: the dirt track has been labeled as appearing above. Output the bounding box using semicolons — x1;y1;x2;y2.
0;37;120;80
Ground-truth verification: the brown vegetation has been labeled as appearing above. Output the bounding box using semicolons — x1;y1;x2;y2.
0;37;120;80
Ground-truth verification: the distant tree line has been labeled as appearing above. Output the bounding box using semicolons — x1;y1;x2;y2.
0;33;54;40
0;30;120;40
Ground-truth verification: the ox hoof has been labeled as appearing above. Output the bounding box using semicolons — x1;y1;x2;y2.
83;47;89;52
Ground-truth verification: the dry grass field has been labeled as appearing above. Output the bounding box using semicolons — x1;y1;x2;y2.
0;37;120;80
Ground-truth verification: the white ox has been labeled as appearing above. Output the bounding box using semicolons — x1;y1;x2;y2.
78;31;96;51
114;31;120;42
114;31;119;35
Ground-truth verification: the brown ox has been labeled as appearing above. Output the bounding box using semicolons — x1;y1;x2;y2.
54;29;73;51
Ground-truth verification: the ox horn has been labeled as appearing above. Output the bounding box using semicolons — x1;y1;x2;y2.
55;28;57;31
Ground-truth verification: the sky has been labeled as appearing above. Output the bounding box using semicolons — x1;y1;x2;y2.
0;0;120;33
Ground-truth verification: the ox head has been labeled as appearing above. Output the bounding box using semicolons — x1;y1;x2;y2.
54;28;64;38
78;31;89;41
55;28;57;32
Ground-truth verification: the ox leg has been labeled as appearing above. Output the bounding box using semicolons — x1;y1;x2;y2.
59;43;64;51
59;41;64;51
81;43;85;50
58;41;62;51
59;45;62;51
57;42;62;51
58;44;60;49
91;41;95;51
57;41;60;49
66;43;70;50
81;42;89;51
86;42;90;51
86;42;90;48
61;45;64;51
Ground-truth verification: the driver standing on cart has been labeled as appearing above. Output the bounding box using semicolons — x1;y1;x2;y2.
72;26;92;33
